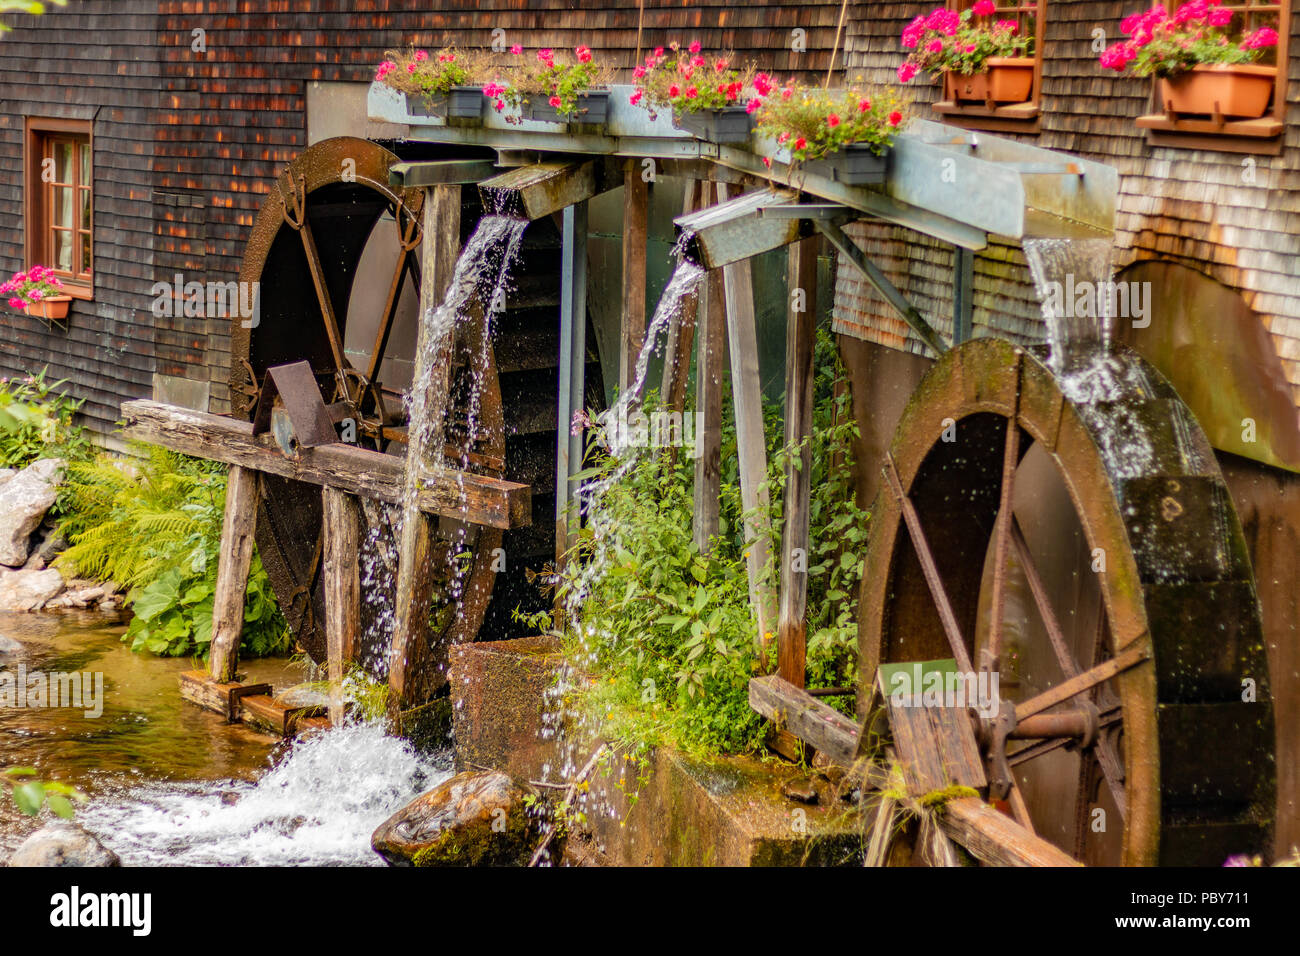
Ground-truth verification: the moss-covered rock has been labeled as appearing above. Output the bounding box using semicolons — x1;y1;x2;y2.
371;770;536;867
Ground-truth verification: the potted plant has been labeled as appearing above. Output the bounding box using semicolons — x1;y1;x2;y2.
3;266;72;324
496;45;612;124
1099;1;1278;119
897;2;1034;105
757;83;908;185
631;42;764;143
375;47;484;120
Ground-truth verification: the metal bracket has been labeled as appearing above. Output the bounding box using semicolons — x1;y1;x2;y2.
252;361;338;457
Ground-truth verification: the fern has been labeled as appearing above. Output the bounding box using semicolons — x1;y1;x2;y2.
55;442;289;660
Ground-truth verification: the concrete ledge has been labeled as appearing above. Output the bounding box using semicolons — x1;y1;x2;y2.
448;636;862;866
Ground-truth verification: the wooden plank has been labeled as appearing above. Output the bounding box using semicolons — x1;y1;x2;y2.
692;265;724;553
479;160;599;221
619;161;649;395
391;184;461;710
748;675;861;767
121;400;531;530
237;693;326;737
555;200;589;563
939;797;1081;867
208;464;259;684
660;179;702;417
776;236;817;686
178;670;271;722
322;485;361;725
718;182;776;651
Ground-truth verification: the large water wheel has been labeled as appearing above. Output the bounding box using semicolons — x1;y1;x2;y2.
859;337;1274;866
229;137;601;668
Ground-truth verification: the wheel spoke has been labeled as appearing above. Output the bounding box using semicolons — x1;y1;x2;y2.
884;453;973;674
1014;643;1149;723
986;408;1021;675
297;216;349;373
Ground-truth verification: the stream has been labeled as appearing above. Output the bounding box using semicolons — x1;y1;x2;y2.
0;612;447;865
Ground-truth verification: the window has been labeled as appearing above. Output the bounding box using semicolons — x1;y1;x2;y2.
1135;0;1289;154
25;118;93;297
933;0;1046;133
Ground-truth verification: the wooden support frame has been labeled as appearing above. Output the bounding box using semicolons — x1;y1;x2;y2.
717;182;776;652
555;199;589;562
390;183;462;710
323;485;361;725
208;464;260;684
693;264;725;553
619;161;649;394
776;237;818;687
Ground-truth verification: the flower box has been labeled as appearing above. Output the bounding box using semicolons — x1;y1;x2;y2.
944;57;1034;104
803;144;891;186
25;296;72;322
674;106;754;144
407;86;484;120
526;91;610;125
1158;63;1275;119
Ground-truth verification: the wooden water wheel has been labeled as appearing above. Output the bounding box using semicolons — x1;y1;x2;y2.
229;137;600;669
859;337;1274;866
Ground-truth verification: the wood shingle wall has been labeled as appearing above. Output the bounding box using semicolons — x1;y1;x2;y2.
839;2;1300;407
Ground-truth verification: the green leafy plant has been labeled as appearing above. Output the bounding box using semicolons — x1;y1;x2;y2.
2;767;85;819
756;81;908;162
529;327;868;757
630;41;762;116
0;369;90;469
55;443;289;660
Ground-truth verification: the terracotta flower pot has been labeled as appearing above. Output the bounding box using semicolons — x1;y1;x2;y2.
1159;64;1275;119
24;296;71;321
944;56;1035;104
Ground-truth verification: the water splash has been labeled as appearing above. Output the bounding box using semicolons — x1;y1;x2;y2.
80;721;448;866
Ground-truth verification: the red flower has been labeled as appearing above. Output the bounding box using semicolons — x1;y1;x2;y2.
762;157;773;169
669;83;681;97
689;40;701;54
794;136;807;150
685;86;699;98
888;110;902;126
973;0;996;15
549;95;562;107
576;45;592;63
858;98;871;112
827;113;840;127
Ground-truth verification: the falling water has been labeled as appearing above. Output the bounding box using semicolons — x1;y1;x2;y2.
1023;236;1155;477
79;721;449;866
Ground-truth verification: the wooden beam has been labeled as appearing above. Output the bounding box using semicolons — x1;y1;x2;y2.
391;184;461;710
208;464;259;684
322;485;361;725
479;160;599;221
555;199;589;562
692;266;725;553
179;671;271;722
659;180;702;413
939;798;1081;867
776;237;818;686
619;161;649;395
718;182;776;651
748;675;861;767
120;400;531;531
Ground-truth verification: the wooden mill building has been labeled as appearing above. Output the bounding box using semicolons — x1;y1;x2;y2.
2;1;1298;862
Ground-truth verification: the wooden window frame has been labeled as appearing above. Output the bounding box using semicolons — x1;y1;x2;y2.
933;0;1046;133
1135;0;1289;154
24;117;94;300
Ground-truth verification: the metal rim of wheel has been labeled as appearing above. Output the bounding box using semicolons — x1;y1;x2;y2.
858;336;1274;866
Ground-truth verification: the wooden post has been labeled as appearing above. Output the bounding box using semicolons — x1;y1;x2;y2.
322;485;361;725
619;161;649;396
693;266;725;554
718;182;775;652
777;237;818;687
208;464;259;684
555;200;589;564
659;180;702;413
390;184;461;709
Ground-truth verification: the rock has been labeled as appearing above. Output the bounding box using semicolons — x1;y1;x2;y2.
220;791;241;806
35;530;68;565
7;823;120;867
0;469;14;489
0;459;63;568
0;633;24;655
21;553;46;572
371;770;536;867
781;777;820;805
0;568;65;611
